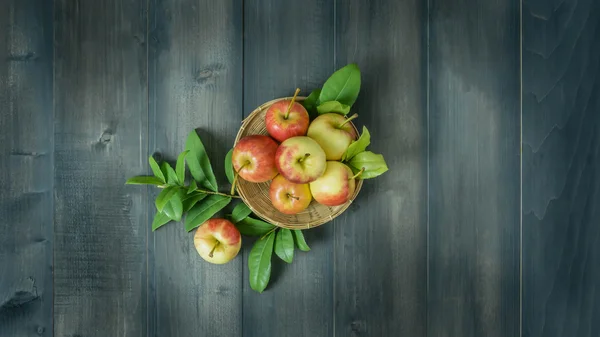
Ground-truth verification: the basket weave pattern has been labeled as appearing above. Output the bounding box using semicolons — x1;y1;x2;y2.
234;97;363;229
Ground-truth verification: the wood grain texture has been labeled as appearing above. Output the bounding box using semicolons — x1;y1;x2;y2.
53;1;149;336
428;1;520;336
242;1;335;336
0;1;53;336
148;1;243;336
522;0;600;336
333;0;427;336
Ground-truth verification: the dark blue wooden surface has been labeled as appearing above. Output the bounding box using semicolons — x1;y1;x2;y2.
0;0;53;336
523;0;600;336
1;0;599;336
428;1;521;336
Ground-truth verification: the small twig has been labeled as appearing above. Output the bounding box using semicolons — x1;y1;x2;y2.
260;227;278;240
197;188;241;199
157;184;240;198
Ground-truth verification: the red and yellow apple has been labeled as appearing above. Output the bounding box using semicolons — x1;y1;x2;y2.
265;89;309;142
307;113;358;160
194;219;242;264
269;174;312;214
309;161;356;206
232;135;279;183
275;136;326;184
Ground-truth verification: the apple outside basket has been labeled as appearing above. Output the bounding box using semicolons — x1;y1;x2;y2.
234;96;363;230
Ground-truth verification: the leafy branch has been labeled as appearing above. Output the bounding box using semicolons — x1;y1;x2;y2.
127;129;312;293
126;130;237;232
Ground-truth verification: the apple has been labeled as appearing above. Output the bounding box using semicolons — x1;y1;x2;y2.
275;136;326;184
309;161;358;206
232;135;279;183
194;218;242;264
265;88;309;142
269;174;312;214
307;113;358;160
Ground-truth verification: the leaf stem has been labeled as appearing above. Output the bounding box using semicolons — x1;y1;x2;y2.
260;227;278;240
339;113;358;128
350;167;365;180
284;88;301;119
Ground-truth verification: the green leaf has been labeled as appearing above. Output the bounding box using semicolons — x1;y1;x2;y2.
319;63;361;107
302;88;321;114
225;148;234;184
152;212;172;231
155;186;179;212
185;130;218;192
162;190;184;222
292;230;311;251
274;229;294;263
125;176;164;186
316;101;351;115
236;217;276;236
187;180;198;194
161;162;179;185
175;150;189;185
348;151;389;179
149;156;166;183
182;192;207;212
231;202;252;223
248;232;275;293
185;194;232;231
343;126;371;161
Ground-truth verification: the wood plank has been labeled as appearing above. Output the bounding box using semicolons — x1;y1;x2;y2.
148;1;243;336
242;1;334;336
428;1;520;336
53;1;149;336
332;0;427;336
522;0;600;336
0;0;53;335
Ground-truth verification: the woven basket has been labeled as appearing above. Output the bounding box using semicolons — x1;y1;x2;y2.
234;96;363;229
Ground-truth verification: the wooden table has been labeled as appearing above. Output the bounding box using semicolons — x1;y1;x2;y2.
1;0;599;336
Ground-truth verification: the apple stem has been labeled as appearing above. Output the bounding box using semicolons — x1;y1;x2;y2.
287;193;300;201
230;171;240;196
298;153;310;163
230;163;248;196
284;88;301;119
208;241;220;258
339;113;359;128
350;168;365;180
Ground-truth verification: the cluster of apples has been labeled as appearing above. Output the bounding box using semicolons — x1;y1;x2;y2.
231;89;361;215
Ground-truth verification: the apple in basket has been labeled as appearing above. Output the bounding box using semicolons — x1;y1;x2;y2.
232;135;279;183
275;136;326;184
194;219;242;264
307;113;358;161
269;174;312;214
265;88;310;142
309;161;358;206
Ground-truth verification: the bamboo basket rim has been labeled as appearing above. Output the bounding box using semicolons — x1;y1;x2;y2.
234;96;363;230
